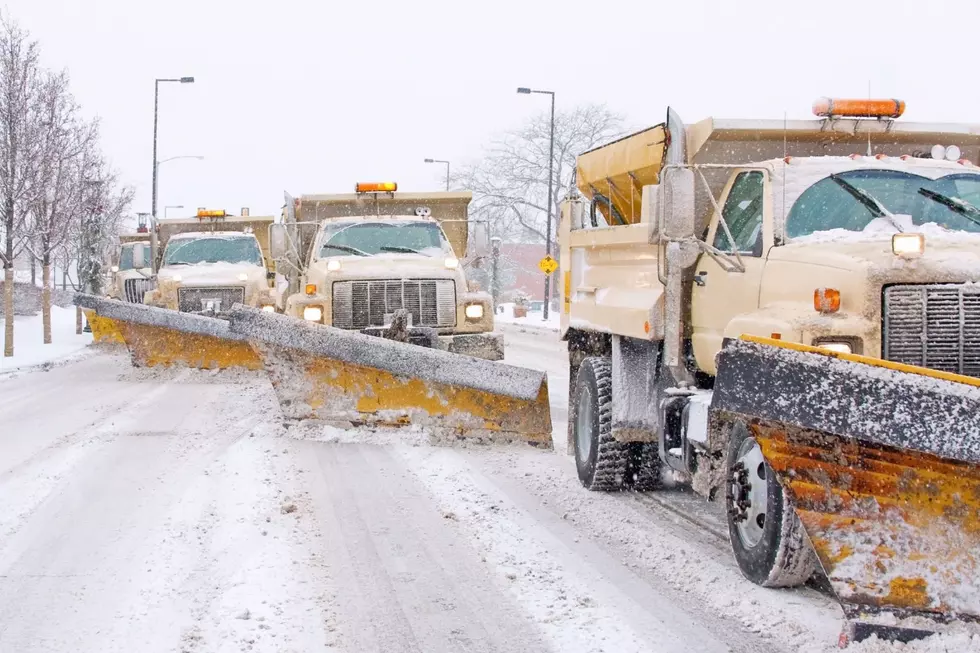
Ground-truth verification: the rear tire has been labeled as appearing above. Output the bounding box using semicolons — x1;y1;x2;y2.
572;357;661;491
725;421;817;587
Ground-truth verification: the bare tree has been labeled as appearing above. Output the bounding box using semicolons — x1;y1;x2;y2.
23;69;98;343
455;104;627;246
0;14;40;357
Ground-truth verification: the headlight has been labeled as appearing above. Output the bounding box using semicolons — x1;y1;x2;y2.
892;232;924;258
465;304;484;319
817;342;852;354
111;265;119;273
327;259;341;272
261;305;276;313
445;257;459;270
303;306;323;322
238;272;249;282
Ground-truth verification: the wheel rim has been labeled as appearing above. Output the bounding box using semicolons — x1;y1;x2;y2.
575;383;594;463
730;437;769;549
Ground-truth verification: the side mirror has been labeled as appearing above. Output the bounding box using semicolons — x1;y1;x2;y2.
270;224;287;260
131;245;146;269
661;167;696;239
470;220;490;257
266;271;276;281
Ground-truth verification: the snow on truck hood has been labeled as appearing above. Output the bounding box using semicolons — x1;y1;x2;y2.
157;261;266;285
311;254;460;278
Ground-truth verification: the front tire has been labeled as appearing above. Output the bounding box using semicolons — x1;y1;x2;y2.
725;421;816;587
572;357;661;491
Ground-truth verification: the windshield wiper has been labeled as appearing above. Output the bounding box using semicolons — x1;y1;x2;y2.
321;243;369;256
380;246;430;256
918;187;980;229
830;173;905;232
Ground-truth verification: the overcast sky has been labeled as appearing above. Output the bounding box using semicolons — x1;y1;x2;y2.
6;0;976;222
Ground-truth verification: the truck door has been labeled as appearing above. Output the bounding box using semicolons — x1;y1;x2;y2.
690;170;770;375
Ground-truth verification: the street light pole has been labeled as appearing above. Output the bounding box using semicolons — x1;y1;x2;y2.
517;86;556;321
424;158;451;191
151;76;194;272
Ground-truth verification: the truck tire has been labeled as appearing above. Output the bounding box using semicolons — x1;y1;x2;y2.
573;357;631;491
725;421;817;587
627;442;662;491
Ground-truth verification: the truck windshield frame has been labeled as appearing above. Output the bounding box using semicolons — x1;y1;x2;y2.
786;169;980;238
163;236;264;266
119;244;151;271
316;220;453;259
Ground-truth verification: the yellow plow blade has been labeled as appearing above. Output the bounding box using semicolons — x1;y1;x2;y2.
74;295;124;345
76;295;261;370
710;336;980;633
228;307;553;446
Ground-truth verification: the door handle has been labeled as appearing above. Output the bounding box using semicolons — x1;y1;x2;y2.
694;271;707;287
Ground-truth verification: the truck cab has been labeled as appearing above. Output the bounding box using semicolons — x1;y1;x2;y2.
275;183;501;360
107;236;153;303
143;209;279;316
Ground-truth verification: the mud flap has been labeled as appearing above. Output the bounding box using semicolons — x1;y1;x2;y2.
73;295;125;345
228;307;552;445
76;295;262;370
709;336;980;638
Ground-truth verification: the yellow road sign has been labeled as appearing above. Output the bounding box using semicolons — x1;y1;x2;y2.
538;255;558;274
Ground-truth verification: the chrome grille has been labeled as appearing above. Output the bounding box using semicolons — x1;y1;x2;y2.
883;284;980;376
123;278;155;304
331;279;456;329
177;286;245;313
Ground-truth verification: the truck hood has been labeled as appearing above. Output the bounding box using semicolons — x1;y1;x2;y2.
310;254;462;281
157;262;266;286
769;234;980;283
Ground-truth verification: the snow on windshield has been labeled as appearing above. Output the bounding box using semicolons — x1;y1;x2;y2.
164;235;263;266
785;167;980;242
317;220;451;258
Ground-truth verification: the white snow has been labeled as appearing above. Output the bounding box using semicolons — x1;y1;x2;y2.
495;302;561;332
790;213;980;245
0;305;92;374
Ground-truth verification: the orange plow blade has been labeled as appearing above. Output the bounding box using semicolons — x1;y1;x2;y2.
710;336;980;637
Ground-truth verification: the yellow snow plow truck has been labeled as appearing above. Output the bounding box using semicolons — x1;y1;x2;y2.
560;98;980;643
273;183;501;360
73;191;551;444
86;230;154;344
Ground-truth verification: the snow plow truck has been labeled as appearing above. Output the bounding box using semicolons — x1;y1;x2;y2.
560;98;980;643
74;186;551;444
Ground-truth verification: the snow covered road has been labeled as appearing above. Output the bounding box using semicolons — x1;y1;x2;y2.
0;327;974;652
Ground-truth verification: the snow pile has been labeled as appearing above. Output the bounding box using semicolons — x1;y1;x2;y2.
0;305;91;373
495;302;561;332
790;213;980;245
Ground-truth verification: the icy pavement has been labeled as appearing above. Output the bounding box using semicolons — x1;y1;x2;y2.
0;331;976;652
0;305;92;374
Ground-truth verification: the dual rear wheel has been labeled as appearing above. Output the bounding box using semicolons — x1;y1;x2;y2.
570;355;816;588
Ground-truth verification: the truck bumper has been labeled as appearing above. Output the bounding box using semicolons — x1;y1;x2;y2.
359;327;504;361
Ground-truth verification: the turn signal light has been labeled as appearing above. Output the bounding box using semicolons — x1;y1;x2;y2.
812;98;905;119
355;182;397;193
305;283;317;295
814;288;841;314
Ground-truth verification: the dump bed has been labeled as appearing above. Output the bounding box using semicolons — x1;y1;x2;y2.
291;191;473;264
577;114;980;231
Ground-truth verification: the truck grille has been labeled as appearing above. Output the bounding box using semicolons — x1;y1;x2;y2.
332;279;456;329
177;287;245;313
123;278;155;304
883;283;980;376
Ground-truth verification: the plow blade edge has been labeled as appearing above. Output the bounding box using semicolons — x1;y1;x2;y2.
227;307;553;446
710;336;980;627
77;295;261;370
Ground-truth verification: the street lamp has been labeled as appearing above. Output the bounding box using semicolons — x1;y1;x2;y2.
151;76;194;272
165;205;184;218
517;86;556;321
424;158;450;191
155;156;204;218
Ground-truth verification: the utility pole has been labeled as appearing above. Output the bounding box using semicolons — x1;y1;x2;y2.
516;86;556;320
490;236;502;310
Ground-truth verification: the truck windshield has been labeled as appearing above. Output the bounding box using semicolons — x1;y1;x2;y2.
164;237;263;266
119;244;151;270
318;221;451;257
787;170;980;238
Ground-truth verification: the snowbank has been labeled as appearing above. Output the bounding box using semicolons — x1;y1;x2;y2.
0;305;92;373
496;302;561;332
